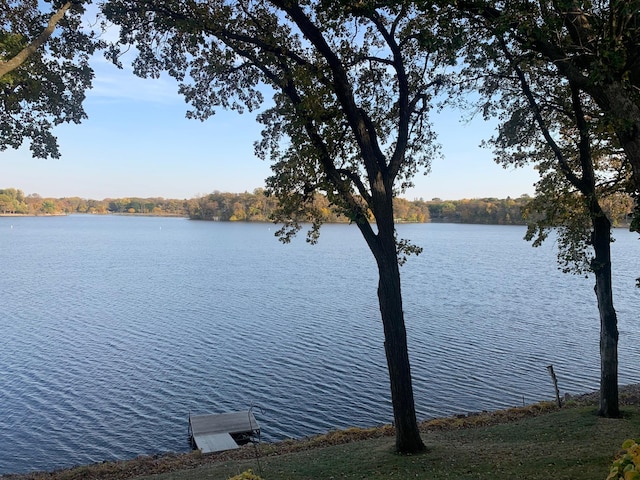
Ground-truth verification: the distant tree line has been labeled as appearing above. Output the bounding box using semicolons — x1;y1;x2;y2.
0;187;633;226
427;194;633;227
188;190;522;224
420;197;526;225
0;188;189;216
188;191;634;226
187;189;279;221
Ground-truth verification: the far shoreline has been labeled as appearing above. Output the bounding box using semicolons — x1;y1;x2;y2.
0;213;67;217
2;213;635;230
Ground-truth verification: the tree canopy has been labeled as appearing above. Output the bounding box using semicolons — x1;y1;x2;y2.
453;0;640;218
0;0;102;158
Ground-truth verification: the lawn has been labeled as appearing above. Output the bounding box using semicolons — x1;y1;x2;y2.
9;400;638;480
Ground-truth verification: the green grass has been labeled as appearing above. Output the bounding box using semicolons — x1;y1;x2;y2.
132;405;639;480
12;403;636;479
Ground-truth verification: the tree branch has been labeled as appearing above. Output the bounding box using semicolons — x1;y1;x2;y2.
337;167;372;204
498;36;585;190
456;1;593;92
269;0;386;188
366;10;409;180
569;82;598;195
0;1;74;79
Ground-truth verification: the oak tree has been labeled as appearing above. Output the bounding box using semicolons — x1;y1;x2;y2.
103;0;457;452
453;0;633;417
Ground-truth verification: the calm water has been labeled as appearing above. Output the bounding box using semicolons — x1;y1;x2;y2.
1;216;639;474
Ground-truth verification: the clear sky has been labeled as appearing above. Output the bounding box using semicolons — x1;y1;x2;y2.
3;52;539;201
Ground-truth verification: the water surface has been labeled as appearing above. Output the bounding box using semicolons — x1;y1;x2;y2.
1;216;638;474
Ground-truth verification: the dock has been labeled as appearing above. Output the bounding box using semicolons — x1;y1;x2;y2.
188;411;260;454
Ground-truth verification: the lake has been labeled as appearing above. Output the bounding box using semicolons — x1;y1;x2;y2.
1;215;639;474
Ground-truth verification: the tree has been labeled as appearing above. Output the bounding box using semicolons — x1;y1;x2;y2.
454;2;633;417
0;0;102;158
103;0;456;452
0;188;28;213
452;0;640;220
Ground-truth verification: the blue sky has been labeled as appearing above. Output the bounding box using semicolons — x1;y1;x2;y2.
3;52;539;201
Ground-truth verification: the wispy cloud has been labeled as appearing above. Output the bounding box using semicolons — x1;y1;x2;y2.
88;56;183;105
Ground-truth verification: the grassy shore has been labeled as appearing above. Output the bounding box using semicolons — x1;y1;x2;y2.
6;390;640;480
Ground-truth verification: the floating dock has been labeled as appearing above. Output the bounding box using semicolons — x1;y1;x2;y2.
188;411;260;454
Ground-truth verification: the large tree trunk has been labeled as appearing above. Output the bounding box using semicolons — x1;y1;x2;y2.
368;213;425;453
591;214;620;417
570;79;622;418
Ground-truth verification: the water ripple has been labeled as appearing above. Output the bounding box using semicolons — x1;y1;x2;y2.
0;218;638;474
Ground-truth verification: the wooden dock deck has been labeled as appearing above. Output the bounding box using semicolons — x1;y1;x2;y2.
189;411;260;454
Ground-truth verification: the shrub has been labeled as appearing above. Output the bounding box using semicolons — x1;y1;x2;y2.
607;439;640;480
227;469;263;480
